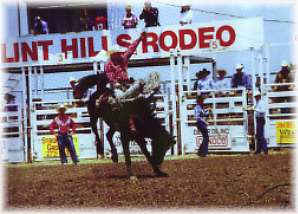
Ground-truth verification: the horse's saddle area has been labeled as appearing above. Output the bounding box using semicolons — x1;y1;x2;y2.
96;72;161;111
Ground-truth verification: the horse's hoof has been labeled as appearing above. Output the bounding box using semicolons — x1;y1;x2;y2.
129;176;138;181
155;171;168;177
111;154;118;163
97;154;105;160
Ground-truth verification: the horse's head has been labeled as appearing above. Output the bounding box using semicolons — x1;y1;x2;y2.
151;129;176;166
73;73;108;99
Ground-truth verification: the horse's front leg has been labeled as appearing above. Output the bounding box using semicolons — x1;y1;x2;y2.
106;127;118;163
90;116;104;159
120;133;136;180
135;136;168;177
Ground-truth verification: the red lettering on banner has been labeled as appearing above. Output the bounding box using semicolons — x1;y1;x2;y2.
179;29;197;50
80;38;86;58
117;34;131;48
88;37;99;57
1;43;19;63
101;36;108;51
37;40;53;60
159;30;178;51
216;25;236;47
198;27;214;48
142;32;159;53
21;42;38;61
61;38;78;59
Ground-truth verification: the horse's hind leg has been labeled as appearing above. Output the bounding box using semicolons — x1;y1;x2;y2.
90;116;104;159
135;136;168;177
106;127;118;163
120;133;136;180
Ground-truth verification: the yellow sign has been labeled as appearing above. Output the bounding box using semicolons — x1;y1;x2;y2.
41;135;80;158
276;121;296;144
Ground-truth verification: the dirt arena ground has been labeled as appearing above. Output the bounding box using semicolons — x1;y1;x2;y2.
5;150;294;210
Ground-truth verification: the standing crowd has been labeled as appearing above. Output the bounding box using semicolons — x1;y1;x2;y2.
32;1;193;35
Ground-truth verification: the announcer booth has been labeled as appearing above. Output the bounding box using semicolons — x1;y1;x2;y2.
1;16;278;162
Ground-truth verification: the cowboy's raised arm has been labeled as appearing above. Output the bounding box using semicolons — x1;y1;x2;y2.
123;32;146;61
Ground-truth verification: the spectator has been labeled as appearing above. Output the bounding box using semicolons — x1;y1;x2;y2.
33;16;49;35
139;1;160;27
231;64;252;90
194;68;214;91
194;95;210;157
214;69;231;90
79;12;91;31
122;5;138;29
93;16;107;30
193;71;202;90
272;61;295;113
179;3;193;26
253;91;268;155
49;104;79;165
272;61;295;92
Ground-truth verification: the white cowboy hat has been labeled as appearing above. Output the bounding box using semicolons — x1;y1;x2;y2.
235;64;244;70
281;60;288;67
106;45;126;55
57;104;67;111
69;77;76;83
253;90;261;97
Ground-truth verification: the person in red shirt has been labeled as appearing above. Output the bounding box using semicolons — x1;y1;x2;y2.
101;31;146;132
104;31;146;86
49;104;79;165
94;16;107;30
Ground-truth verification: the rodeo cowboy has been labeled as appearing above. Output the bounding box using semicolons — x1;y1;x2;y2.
95;31;160;131
50;104;79;165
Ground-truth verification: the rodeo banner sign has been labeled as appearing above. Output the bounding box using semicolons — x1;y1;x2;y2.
1;17;264;68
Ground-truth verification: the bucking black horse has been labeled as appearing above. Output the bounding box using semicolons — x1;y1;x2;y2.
73;73;175;178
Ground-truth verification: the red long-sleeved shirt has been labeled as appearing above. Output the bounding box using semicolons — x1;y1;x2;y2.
104;35;143;84
49;114;76;135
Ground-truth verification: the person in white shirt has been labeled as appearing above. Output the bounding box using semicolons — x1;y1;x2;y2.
179;3;193;26
253;91;268;155
214;69;231;91
122;5;138;29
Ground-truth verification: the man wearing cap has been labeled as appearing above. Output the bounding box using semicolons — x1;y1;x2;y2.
214;69;231;91
231;64;252;90
122;5;138;29
139;1;160;27
194;68;214;91
179;3;193;26
253;91;268;155
50;104;79;165
33;16;49;35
